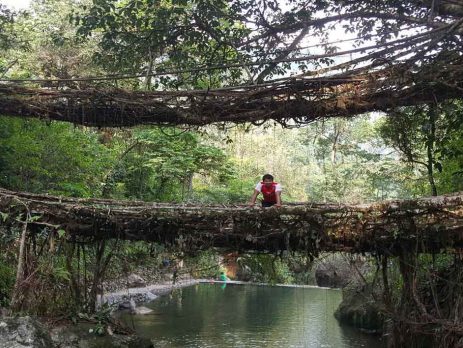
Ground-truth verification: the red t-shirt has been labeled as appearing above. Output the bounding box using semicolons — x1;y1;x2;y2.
255;182;282;203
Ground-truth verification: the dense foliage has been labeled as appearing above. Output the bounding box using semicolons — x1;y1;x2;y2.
71;0;462;89
1;110;463;203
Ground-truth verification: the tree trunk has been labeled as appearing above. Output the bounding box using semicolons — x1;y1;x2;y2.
11;220;28;310
89;240;105;312
88;240;116;312
64;237;82;311
145;47;154;90
331;125;340;165
427;105;438;196
183;172;193;198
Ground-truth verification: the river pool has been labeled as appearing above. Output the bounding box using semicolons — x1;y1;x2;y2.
121;283;385;348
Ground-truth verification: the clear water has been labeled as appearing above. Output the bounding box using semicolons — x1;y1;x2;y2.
121;283;385;348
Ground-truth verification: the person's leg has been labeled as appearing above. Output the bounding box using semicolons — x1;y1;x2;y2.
262;201;275;207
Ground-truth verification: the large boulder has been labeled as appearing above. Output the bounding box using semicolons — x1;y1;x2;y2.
0;316;53;348
126;274;146;288
334;284;384;333
315;266;348;288
315;254;370;288
103;290;157;309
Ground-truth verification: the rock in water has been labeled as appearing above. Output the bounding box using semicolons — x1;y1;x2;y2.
133;306;153;315
129;299;137;313
129;299;153;315
334;284;384;333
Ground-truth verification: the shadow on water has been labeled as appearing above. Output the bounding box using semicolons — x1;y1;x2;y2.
120;283;386;348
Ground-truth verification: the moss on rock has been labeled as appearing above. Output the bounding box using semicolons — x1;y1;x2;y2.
334;285;384;333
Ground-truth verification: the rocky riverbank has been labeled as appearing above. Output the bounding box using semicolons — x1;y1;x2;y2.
100;276;201;309
0;315;154;348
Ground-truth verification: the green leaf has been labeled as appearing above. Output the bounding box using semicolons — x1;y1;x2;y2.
28;215;42;222
0;212;8;222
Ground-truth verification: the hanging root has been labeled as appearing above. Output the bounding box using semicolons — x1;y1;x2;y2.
381;250;463;347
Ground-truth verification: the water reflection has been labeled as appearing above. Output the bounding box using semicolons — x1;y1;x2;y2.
121;284;385;348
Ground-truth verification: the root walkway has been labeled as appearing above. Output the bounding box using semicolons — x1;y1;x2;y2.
1;188;462;255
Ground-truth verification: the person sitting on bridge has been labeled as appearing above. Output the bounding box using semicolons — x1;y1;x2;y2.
249;174;282;208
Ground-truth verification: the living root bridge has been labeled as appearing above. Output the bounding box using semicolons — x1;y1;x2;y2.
0;188;463;255
0;68;462;128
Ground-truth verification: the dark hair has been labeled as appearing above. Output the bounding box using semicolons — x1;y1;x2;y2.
262;174;274;181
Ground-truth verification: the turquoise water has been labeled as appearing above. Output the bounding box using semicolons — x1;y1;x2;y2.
122;283;385;348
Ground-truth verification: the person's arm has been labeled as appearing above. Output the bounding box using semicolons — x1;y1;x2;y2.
275;191;282;207
249;189;259;207
275;184;282;207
